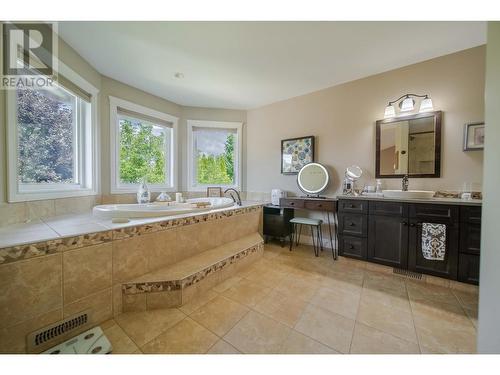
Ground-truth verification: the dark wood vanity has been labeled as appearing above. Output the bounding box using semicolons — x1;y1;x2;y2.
338;197;481;284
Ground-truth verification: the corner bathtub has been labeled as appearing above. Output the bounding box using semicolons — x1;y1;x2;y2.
92;197;236;219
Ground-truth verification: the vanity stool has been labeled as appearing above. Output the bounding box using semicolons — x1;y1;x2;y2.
289;217;323;257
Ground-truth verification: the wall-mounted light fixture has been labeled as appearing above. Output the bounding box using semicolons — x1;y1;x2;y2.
384;93;434;119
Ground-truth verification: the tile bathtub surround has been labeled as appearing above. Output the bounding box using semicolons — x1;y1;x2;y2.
99;242;478;354
0;205;263;353
0;203;263;265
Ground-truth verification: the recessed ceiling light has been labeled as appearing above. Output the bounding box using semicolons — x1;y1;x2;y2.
174;72;184;79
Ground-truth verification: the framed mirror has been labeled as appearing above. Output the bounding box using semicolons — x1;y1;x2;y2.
376;111;442;178
297;163;329;196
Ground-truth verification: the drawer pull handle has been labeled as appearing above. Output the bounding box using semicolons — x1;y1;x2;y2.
402;221;408;226
349;222;355;226
349;244;355;250
410;223;415;227
350;204;355;208
290;202;294;205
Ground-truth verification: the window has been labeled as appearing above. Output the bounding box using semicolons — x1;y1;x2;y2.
110;97;178;193
7;71;98;202
187;120;242;191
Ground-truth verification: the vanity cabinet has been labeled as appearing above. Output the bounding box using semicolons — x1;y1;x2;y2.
338;198;480;284
458;206;482;285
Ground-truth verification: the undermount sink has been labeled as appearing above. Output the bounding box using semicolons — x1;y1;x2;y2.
382;190;435;199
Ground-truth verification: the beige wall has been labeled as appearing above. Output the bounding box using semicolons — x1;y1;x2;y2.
478;22;500;354
246;46;485;197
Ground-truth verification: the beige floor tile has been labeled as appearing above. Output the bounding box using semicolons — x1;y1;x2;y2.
254;290;309;327
309;286;361;320
280;330;338;354
319;269;364;293
243;263;289;285
224;311;291;354
141;317;218;354
406;281;460;306
179;289;219;315
411;300;476;353
357;297;417;343
361;286;411;312
212;276;243;293
294;304;355;353
114;308;185;347
363;270;407;295
207;339;241;354
350;322;420;354
464;307;478;328
190;295;249;336
452;289;479;311
102;320;139;354
222;278;272;307
274;275;319;302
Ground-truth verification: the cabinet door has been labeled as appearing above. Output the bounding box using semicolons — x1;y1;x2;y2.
367;215;408;268
408;220;459;280
458;253;480;285
460;222;481;255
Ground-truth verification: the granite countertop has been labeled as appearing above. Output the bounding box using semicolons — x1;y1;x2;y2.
336;194;482;206
0;200;266;249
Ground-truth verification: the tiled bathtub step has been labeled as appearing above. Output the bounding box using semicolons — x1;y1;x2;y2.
122;233;264;304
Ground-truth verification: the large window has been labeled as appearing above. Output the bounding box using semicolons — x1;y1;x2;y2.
187;120;242;190
110;97;178;193
7;73;97;202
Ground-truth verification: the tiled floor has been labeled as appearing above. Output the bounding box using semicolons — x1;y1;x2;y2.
102;242;478;354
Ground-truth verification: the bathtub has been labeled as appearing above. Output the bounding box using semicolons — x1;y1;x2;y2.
92;197;236;219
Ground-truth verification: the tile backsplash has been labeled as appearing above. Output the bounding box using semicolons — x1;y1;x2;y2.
0;196;100;227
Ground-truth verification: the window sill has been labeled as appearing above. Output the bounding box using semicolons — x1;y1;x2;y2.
8;188;98;203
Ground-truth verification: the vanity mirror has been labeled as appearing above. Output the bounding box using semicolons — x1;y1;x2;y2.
376;111;442;178
297;163;329;196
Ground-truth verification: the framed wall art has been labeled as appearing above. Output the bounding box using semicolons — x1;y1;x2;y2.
464;122;485;151
281;135;315;174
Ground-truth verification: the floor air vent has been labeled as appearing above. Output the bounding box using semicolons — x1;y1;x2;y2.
393;268;423;280
27;310;91;353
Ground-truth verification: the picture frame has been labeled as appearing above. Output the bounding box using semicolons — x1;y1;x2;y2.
281;135;315;174
463;122;485;151
206;187;222;197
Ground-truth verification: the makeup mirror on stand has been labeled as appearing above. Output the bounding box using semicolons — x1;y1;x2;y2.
297;163;330;197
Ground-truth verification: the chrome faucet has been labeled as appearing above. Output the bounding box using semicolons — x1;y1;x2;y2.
402;174;409;192
224;188;242;206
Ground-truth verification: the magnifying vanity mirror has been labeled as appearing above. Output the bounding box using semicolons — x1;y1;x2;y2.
343;165;363;195
297;163;330;197
376;111;442;178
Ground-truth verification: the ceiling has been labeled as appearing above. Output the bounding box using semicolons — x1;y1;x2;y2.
58;22;486;110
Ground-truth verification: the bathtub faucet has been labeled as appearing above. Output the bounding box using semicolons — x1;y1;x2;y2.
224;188;242;206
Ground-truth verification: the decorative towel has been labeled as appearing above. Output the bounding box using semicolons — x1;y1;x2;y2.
421;223;446;261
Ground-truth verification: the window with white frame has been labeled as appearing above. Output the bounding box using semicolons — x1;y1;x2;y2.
110;97;178;193
187;120;242;191
7;73;97;202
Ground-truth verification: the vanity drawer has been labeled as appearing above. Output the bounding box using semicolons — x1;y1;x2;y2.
369;201;408;217
304;199;336;212
339;235;367;260
338;199;368;214
410;204;458;222
461;205;482;224
280;198;304;209
338;213;368;237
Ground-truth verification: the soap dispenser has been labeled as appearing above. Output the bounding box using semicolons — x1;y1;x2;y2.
137;178;151;204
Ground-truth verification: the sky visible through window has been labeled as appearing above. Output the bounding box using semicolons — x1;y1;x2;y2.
194;128;235;185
